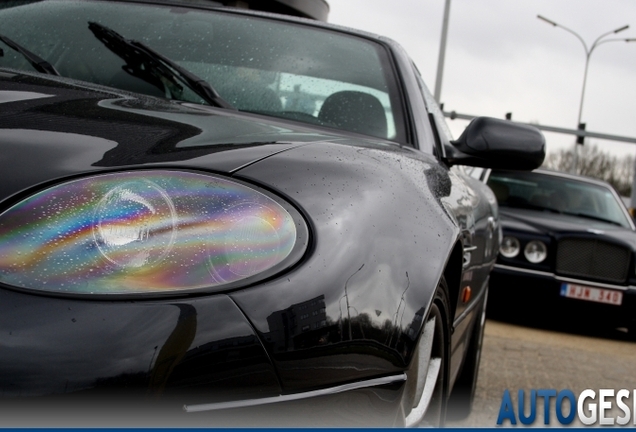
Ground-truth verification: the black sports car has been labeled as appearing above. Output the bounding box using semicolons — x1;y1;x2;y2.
485;169;636;334
0;0;544;426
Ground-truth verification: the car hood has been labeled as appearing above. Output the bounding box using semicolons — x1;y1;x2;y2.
500;207;636;247
0;71;370;201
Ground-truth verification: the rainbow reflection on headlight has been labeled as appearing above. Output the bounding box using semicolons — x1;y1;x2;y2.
0;170;305;296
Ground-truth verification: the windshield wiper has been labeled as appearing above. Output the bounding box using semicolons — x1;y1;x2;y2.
0;34;59;76
88;21;233;109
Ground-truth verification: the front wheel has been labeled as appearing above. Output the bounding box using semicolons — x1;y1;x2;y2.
403;280;450;427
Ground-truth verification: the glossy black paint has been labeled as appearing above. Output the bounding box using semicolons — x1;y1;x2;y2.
499;208;636;252
0;72;341;200
233;142;456;390
487;170;636;331
0;288;280;403
447;117;546;170
0;69;487;416
0;71;461;391
490;265;636;331
0;2;544;425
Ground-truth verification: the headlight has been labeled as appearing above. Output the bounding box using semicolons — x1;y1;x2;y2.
500;236;520;258
0;170;307;297
524;240;547;263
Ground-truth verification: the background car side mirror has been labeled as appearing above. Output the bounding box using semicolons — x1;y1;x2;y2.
444;117;545;170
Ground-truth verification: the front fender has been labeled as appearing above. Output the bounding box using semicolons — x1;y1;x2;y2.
229;141;461;392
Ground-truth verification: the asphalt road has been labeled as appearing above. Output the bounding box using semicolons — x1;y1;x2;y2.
448;317;636;427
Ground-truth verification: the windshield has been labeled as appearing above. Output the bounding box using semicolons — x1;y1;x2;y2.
0;0;405;142
488;170;633;229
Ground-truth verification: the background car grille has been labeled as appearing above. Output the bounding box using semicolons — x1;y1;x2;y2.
556;238;630;284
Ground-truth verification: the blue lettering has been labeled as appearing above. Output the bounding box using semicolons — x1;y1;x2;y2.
497;389;517;425
498;388;578;425
518;389;537;425
556;389;576;424
537;389;557;424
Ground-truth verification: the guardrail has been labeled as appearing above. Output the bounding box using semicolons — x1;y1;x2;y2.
443;110;636;145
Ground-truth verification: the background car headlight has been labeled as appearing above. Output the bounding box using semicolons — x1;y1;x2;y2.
524;240;547;263
500;236;520;258
0;170;307;296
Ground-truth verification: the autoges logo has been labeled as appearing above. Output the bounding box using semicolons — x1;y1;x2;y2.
497;389;636;426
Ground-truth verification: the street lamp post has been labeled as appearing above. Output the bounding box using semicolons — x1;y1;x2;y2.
538;15;633;173
434;0;452;103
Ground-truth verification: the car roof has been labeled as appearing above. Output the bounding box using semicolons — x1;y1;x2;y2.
118;0;388;42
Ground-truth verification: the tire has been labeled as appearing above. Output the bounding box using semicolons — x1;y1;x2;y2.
447;286;488;420
403;279;450;427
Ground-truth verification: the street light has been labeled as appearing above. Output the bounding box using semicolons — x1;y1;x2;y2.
434;0;452;103
538;15;633;172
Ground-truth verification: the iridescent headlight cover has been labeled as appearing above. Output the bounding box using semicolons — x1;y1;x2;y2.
0;170;307;296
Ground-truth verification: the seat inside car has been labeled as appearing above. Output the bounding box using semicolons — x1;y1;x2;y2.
318;90;387;139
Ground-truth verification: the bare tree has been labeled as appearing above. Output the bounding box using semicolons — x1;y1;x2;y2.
542;143;634;196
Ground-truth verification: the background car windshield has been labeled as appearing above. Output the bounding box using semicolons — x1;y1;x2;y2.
0;1;405;141
488;171;632;229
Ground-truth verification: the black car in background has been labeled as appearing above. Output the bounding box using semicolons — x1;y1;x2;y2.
0;0;544;426
486;169;636;334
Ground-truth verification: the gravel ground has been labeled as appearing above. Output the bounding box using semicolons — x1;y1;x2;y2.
448;318;636;427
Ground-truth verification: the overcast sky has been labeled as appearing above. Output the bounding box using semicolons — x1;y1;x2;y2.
328;0;636;159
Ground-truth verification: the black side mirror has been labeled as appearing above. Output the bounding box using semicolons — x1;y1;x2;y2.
444;117;545;170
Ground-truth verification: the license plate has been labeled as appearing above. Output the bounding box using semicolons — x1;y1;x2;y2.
560;283;623;306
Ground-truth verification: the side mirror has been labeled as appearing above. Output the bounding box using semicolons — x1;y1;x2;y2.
444;117;545;170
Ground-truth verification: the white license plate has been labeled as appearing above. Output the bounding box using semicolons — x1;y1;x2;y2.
560;283;623;306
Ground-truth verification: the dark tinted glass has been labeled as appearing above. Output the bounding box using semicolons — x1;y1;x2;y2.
488;170;632;229
0;1;405;141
